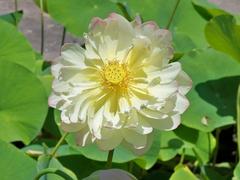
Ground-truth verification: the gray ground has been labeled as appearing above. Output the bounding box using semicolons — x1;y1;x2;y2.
0;0;80;61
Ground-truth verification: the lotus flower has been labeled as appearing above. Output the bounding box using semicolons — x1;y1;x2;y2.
49;13;192;154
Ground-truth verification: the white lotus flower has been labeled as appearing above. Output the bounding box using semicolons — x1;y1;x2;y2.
49;13;192;154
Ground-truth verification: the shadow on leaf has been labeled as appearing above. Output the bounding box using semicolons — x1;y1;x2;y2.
196;76;240;118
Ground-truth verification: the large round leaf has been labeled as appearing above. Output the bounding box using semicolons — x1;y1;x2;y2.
0;139;37;180
125;0;207;48
205;15;240;62
0;61;48;144
47;0;120;36
158;125;216;163
181;49;240;132
0;20;35;71
47;0;207;49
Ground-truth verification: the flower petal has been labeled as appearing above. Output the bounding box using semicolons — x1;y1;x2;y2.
123;128;147;149
61;43;86;67
96;128;122;151
177;71;192;95
86;13;135;62
123;132;154;155
75;127;93;146
61;121;85;132
139;108;180;130
148;81;178;100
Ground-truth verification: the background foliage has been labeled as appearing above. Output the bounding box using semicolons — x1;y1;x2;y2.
0;0;239;179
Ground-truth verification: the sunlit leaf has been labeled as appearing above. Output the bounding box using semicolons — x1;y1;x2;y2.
181;49;240;132
124;0;207;48
158;125;216;163
170;165;198;180
192;0;227;21
205;15;240;62
0;139;37;180
0;19;36;71
47;0;207;50
233;162;240;180
47;0;120;36
0;61;48;144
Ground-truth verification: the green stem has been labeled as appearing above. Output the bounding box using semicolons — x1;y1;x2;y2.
50;132;68;157
106;149;114;169
179;148;185;165
213;129;221;167
40;0;44;55
207;132;212;162
35;168;75;180
192;148;208;180
237;84;240;159
128;161;134;173
166;0;181;29
61;27;66;47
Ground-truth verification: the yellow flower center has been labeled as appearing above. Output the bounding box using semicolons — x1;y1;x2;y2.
104;62;127;84
101;61;131;91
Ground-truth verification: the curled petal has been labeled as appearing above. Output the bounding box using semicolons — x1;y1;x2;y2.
177;71;192;95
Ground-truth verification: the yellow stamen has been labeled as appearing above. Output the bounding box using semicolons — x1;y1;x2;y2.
101;61;131;90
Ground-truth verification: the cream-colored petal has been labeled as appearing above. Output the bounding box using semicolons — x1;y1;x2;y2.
139;108;180;130
61;44;86;67
147;62;181;83
118;97;131;114
134;20;172;49
51;62;62;78
123;132;154;155
96;128;123;150
165;114;181;131
52;79;71;93
123;128;147;149
75;128;93;146
154;92;190;115
148;81;178;100
60;66;101;87
126;37;151;68
61;109;71;124
103;100;122;128
61;121;85;132
125;109;153;134
86;13;135;62
48;93;62;108
143;48;169;71
89;17;107;33
174;93;190;114
88;106;104;139
177;71;192;95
